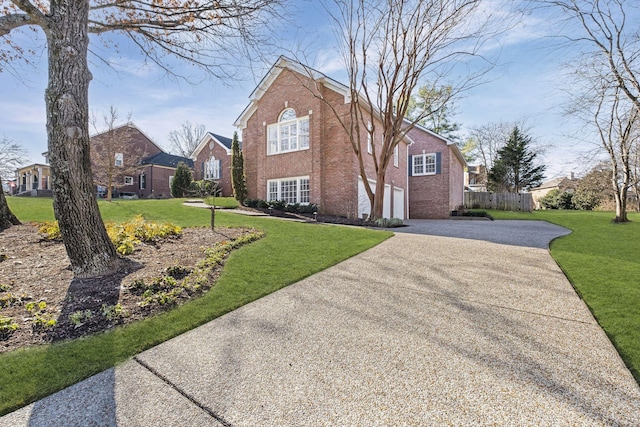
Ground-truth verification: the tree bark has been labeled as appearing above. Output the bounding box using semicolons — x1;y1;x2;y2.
0;176;20;230
45;0;120;277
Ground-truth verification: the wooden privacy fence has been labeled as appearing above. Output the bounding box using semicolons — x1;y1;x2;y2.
464;192;533;212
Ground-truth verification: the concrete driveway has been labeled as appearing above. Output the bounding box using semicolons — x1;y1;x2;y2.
3;220;640;426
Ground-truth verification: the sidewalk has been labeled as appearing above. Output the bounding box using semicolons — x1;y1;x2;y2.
2;228;639;426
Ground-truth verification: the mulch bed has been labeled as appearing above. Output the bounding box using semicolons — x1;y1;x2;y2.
0;224;251;353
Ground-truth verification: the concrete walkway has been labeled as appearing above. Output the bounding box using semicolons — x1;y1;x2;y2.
2;221;640;426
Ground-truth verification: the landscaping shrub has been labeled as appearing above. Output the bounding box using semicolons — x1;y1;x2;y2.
171;162;193;198
39;216;182;255
540;188;574;210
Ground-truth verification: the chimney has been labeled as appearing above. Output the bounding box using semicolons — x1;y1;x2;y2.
567;172;575;180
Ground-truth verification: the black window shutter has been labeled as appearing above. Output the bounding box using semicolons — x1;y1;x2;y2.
408;155;413;176
436;152;442;174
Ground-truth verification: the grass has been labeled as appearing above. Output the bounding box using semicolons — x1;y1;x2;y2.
477;209;640;383
0;197;391;415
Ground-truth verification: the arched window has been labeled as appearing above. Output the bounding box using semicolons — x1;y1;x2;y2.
279;108;297;122
267;108;310;155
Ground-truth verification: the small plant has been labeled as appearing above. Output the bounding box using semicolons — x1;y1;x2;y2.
374;217;404;228
38;221;62;240
165;265;192;280
0;254;7;262
33;315;57;329
101;304;128;321
0;283;11;292
0;316;19;339
25;301;47;313
25;300;57;330
0;294;18;309
68;310;94;327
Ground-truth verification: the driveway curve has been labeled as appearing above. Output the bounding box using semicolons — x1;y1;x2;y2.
402;218;571;248
3;220;639;426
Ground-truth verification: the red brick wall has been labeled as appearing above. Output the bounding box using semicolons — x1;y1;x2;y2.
407;128;459;219
193;137;233;196
148;166;175;198
241;66;408;218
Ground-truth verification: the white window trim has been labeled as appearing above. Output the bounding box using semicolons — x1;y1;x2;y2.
266;176;310;205
267;116;310;155
124;176;134;186
204;157;221;180
412;153;437;176
393;144;399;167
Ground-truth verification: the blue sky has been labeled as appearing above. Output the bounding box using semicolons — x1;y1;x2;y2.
1;0;593;179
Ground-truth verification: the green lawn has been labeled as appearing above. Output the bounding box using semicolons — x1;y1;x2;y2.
480;209;640;383
0;197;391;415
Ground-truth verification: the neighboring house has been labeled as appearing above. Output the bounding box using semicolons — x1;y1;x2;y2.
137;152;194;199
14;163;52;196
465;164;487;192
530;173;578;209
407;125;466;219
191;132;234;196
234;56;465;219
90;122;194;198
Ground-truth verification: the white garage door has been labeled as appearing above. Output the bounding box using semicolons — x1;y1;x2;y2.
393;187;405;219
358;176;391;219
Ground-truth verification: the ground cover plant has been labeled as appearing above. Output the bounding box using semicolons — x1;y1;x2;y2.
0;197;391;415
475;209;640;384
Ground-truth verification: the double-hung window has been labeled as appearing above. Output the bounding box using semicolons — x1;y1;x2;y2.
115;153;123;167
266;176;310;204
267;108;310;155
204;157;221;180
412;153;437;176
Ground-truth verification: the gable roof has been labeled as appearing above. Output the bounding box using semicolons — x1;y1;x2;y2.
234;56;461;164
90;122;165;155
142;152;194;169
405;121;468;167
531;176;577;191
191;132;234;160
234;56;350;129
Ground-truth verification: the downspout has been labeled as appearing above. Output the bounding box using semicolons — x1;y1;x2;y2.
406;143;410;220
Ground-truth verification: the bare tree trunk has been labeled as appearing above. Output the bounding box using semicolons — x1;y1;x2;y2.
0;176;20;230
372;176;386;220
45;0;120;277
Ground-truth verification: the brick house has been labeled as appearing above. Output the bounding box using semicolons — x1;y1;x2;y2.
407;126;466;218
190;132;234;196
234;56;465;219
90;123;192;198
138;152;194;199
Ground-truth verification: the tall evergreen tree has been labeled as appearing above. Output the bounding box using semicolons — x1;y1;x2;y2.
231;132;247;204
488;127;545;192
171;162;193;198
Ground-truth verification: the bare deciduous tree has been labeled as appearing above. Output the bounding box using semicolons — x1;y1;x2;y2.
168;121;207;158
548;0;640;221
567;69;639;222
0;137;28;229
0;0;285;276
544;0;640;111
90;107;146;201
0;136;29;178
310;0;499;219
